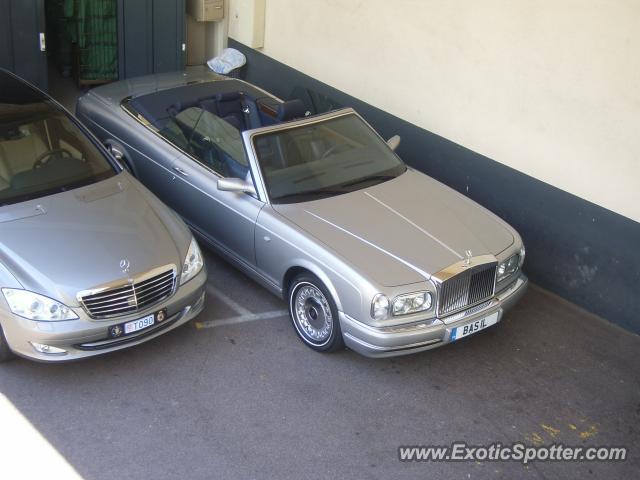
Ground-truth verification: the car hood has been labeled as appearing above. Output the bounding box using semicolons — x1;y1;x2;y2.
273;169;516;287
0;174;189;306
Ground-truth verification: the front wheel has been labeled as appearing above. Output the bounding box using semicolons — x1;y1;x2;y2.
288;273;344;353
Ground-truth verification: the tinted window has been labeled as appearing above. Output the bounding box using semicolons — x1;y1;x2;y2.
253;113;406;203
0;102;115;206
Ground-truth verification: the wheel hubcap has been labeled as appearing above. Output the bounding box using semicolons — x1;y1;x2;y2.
293;284;332;343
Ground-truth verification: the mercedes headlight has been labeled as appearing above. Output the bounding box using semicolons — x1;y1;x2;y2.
1;289;78;321
497;250;522;283
392;291;433;316
180;237;204;285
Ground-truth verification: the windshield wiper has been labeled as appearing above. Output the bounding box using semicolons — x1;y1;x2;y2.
339;174;398;189
271;188;347;203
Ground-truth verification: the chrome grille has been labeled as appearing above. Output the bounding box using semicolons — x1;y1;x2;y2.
438;263;497;317
80;268;176;319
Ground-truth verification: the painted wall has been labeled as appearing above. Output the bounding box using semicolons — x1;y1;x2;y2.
241;0;639;223
231;38;640;333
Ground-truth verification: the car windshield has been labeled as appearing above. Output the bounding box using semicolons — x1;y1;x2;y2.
0;102;115;206
252;113;406;203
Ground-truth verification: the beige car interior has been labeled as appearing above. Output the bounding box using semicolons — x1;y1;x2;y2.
0;124;49;191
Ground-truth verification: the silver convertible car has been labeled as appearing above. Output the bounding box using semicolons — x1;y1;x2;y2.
77;69;527;357
0;70;206;362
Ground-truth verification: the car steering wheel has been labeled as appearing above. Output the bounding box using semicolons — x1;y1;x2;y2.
32;148;74;169
320;142;351;159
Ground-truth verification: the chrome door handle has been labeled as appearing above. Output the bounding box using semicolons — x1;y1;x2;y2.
173;166;188;176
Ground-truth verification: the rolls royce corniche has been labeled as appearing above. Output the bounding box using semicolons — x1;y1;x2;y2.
76;68;527;357
0;69;206;362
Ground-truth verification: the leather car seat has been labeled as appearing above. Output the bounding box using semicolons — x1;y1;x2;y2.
0;127;48;189
276;99;307;122
216;92;246;131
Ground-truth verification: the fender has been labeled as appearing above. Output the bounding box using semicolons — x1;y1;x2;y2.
283;258;350;314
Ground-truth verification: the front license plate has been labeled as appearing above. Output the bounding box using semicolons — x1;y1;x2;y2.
124;314;155;335
450;312;499;342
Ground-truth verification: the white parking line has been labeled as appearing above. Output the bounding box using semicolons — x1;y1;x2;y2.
206;284;252;316
195;309;288;329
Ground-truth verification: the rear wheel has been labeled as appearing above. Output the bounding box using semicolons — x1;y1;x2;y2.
0;324;15;362
288;273;344;353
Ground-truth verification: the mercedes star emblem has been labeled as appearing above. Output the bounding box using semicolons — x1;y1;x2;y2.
119;258;131;274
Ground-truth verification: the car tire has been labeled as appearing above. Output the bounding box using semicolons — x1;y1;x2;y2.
0;324;15;362
288;273;344;353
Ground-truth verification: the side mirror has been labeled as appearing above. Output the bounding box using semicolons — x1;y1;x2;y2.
217;177;257;196
386;135;401;152
107;145;124;161
105;144;131;173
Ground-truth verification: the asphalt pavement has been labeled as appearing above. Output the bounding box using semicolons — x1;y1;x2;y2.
0;248;638;479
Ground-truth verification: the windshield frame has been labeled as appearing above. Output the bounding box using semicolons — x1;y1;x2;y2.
245;108;406;205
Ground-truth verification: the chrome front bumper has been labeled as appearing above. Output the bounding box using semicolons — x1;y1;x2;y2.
0;268;207;362
341;274;528;358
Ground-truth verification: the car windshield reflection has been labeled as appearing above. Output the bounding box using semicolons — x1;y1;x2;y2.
0;102;115;206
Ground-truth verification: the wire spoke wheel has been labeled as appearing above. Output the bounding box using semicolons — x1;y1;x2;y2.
288;274;344;353
293;283;333;344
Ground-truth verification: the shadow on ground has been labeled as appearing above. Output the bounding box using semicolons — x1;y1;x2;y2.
1;250;638;479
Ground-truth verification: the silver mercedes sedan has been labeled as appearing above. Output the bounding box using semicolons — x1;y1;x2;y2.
77;69;527;357
0;70;207;362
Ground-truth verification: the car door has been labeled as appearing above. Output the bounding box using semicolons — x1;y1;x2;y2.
167;108;263;267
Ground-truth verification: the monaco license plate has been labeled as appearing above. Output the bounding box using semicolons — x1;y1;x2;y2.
124;314;155;334
450;312;499;342
108;310;167;339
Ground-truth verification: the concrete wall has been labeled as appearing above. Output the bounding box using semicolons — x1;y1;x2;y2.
249;0;639;224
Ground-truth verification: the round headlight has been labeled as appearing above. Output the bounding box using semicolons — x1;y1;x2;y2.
371;294;390;320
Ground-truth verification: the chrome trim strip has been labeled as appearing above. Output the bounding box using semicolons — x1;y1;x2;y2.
304;210;433;281
364;191;463;260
